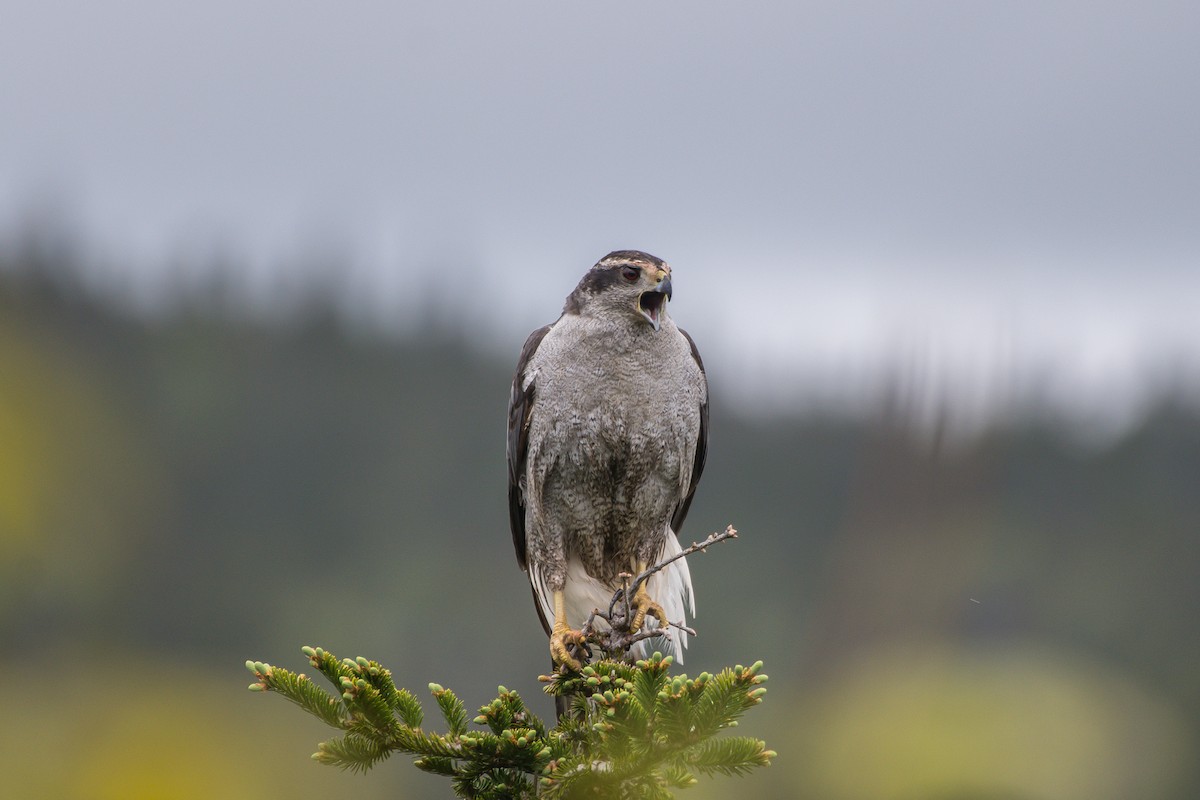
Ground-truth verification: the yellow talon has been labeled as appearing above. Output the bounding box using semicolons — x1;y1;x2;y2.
549;590;587;671
628;569;668;633
550;624;586;672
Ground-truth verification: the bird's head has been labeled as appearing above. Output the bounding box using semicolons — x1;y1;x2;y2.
564;250;674;331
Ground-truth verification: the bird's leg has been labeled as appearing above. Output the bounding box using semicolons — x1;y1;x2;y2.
627;561;669;633
549;590;588;671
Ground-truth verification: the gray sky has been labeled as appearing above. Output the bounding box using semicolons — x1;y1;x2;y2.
3;1;1199;435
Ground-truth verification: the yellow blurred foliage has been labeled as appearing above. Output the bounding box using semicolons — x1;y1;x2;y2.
0;649;412;799
0;328;58;559
0;320;161;608
792;642;1193;800
72;691;273;800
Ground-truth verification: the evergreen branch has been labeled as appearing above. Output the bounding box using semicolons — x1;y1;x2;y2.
251;646;772;798
313;731;392;772
689;662;767;739
655;671;703;745
349;655;407;719
390;726;470;758
475;685;538;737
245;660;346;728
631;653;672;717
392;687;425;729
341;675;399;735
300;645;356;693
430;683;469;736
661;763;699;789
414;756;458;777
246;522;775;797
685;735;777;777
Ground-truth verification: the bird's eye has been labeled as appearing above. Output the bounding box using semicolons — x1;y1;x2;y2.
621;266;640;282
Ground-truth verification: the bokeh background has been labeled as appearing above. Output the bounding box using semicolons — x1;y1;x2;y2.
2;3;1198;798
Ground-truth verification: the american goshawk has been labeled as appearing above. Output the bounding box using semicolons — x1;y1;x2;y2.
507;250;708;671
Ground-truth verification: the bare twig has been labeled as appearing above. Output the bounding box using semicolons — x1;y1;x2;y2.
630;525;739;598
562;525;739;667
668;620;697;636
605;525;738;622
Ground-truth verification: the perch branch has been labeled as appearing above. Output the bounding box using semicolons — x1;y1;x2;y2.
565;525;739;666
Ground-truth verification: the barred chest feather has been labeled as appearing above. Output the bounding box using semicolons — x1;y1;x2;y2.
524;313;705;586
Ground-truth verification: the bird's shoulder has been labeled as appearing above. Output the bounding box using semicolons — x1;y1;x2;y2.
528;313;698;372
516;317;703;431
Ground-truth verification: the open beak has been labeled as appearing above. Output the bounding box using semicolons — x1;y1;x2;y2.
638;276;672;332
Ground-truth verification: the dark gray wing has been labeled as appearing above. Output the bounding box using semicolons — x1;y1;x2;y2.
508;323;554;638
671;328;708;535
507;323;552;572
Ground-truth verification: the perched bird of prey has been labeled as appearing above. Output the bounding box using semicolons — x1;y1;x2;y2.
507;250;708;672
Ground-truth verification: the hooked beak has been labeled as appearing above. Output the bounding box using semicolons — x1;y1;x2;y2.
637;275;672;332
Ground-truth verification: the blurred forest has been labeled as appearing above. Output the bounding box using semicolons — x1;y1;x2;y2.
1;236;1197;800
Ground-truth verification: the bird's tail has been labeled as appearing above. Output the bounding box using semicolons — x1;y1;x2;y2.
545;528;696;670
632;528;695;663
